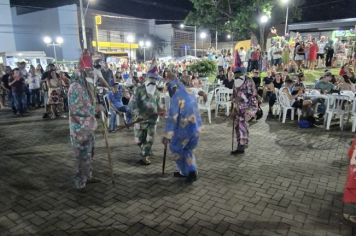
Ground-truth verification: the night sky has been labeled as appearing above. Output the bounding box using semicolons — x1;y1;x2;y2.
10;0;356;22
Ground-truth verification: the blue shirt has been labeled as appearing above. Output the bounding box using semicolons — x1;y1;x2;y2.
108;90;123;108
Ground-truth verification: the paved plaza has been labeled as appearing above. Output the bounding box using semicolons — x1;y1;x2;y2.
0;108;355;236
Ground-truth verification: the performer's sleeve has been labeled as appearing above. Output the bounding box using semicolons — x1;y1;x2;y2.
165;95;179;138
128;90;138;117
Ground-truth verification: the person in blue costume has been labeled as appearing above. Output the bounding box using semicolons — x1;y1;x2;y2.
162;72;202;183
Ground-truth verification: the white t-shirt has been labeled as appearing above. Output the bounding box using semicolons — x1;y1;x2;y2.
272;47;282;59
239;50;246;62
28;75;41;90
317;41;327;54
218;56;225;66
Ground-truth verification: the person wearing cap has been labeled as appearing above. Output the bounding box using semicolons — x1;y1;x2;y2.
107;83;132;132
163;76;202;183
315;72;335;94
129;76;165;165
231;68;258;155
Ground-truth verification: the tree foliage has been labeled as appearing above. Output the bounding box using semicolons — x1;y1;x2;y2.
186;0;299;49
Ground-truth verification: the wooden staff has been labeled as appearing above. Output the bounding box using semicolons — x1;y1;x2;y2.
162;142;167;176
100;111;115;185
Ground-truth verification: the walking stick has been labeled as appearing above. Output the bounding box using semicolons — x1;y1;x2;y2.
100;111;115;185
232;118;235;152
162;142;167;176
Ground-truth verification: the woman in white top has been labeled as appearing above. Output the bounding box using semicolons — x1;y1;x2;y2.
29;66;41;108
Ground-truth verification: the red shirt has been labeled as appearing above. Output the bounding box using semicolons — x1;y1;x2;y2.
251;51;261;61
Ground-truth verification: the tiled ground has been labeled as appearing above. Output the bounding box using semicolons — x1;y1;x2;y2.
0;107;355;236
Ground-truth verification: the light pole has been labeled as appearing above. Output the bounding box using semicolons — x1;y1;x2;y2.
259;15;269;51
282;0;290;36
79;0;95;49
127;35;135;71
200;32;207;56
180;24;197;57
139;40;152;62
43;36;64;61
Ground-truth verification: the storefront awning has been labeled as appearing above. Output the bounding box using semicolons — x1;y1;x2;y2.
92;41;139;49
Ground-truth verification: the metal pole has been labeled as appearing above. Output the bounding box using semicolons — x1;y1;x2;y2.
143;47;146;62
129;44;131;71
215;30;218;50
79;0;87;49
194;25;197;57
53;44;57;61
284;5;289;36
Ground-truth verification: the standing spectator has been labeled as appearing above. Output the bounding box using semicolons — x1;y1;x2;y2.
317;36;327;68
1;66;12;110
239;47;247;68
304;41;311;69
309;38;318;70
246;47;254;72
28;66;41;108
18;62;30;110
294;42;305;72
325;40;335;68
101;62;114;86
9;68;26;116
250;48;261;71
272;43;283;71
282;44;291;69
217;54;225;72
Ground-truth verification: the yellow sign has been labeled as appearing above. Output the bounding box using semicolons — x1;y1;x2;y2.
95;15;102;25
92;41;139;49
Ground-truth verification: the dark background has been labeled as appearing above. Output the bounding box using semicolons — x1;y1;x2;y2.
9;0;356;22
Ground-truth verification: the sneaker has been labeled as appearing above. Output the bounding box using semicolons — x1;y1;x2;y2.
186;171;197;183
173;172;185;178
138;158;151;165
87;178;102;184
230;149;245;155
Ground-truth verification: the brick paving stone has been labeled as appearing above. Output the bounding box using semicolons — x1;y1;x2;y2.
0;109;355;235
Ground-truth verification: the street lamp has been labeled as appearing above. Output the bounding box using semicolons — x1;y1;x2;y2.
200;32;207;56
227;34;231;40
179;23;197;57
281;0;290;35
43;36;63;61
139;40;152;62
260;15;269;24
127;35;135;71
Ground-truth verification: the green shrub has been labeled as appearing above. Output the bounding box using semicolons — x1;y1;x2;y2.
188;60;217;77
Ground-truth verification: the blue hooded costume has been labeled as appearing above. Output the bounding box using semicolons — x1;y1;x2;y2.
165;79;202;176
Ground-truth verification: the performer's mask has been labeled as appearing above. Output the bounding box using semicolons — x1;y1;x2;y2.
145;81;157;96
234;76;245;88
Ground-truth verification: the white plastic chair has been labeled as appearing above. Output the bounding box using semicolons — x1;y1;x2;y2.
325;94;352;130
278;92;302;123
214;87;233;117
198;91;215;124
